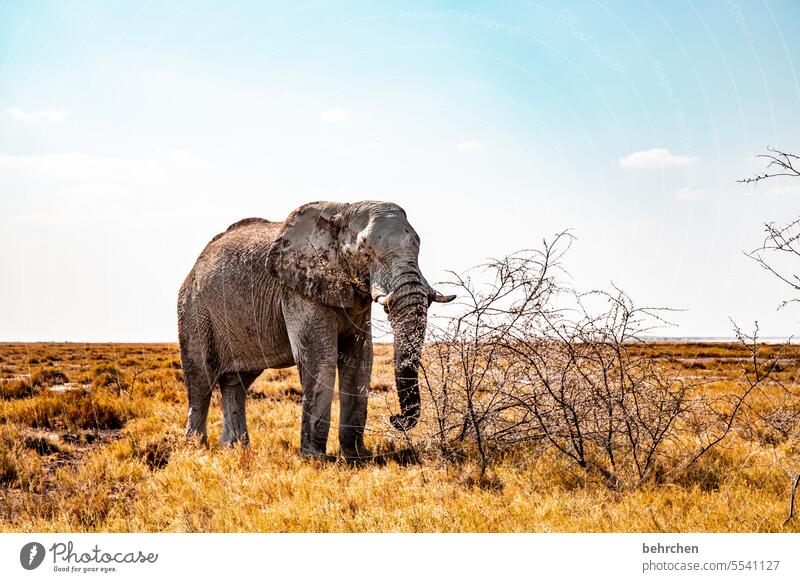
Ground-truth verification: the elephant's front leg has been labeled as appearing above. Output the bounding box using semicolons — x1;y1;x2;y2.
286;305;339;460
337;331;372;460
297;353;337;459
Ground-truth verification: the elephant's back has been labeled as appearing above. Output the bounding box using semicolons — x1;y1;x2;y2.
180;217;282;300
208;217;274;244
197;217;279;271
204;217;279;252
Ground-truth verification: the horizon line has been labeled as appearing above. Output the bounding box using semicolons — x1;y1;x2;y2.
0;336;796;345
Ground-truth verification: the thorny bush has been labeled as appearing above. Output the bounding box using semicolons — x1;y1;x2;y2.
417;233;794;489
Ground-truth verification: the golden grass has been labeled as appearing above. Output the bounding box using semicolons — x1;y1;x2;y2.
0;341;799;532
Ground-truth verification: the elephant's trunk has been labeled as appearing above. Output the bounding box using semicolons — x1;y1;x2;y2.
372;261;428;431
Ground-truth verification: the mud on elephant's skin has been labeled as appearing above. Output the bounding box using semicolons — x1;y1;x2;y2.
177;201;455;460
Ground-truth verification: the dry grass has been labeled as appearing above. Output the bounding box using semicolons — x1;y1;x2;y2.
0;341;799;532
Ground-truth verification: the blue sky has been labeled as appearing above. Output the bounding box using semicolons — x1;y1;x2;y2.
1;0;799;341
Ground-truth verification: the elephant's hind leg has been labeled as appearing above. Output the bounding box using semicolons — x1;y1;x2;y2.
179;299;217;445
220;371;259;446
183;359;214;445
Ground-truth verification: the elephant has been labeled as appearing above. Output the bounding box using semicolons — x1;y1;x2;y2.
177;200;455;460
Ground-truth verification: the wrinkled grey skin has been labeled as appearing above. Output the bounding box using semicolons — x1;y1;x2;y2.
177;201;454;459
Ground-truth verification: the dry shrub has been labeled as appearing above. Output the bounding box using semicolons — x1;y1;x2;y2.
0;378;35;400
418;235;791;490
22;433;63;455
92;364;127;393
137;436;177;469
119;418;183;470
31;367;69;387
0;390;132;431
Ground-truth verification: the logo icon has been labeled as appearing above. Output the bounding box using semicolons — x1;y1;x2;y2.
20;542;46;570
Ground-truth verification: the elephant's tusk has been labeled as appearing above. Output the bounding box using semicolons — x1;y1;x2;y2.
376;292;395;306
431;293;456;303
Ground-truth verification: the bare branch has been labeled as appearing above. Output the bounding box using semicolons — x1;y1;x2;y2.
738;146;800;184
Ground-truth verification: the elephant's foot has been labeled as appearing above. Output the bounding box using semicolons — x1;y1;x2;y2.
186;418;209;446
186;404;210;446
220;428;250;447
299;448;335;463
339;436;371;463
339;447;373;464
186;428;209;447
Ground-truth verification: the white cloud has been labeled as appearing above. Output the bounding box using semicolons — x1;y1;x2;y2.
674;186;706;200
318;108;352;123
457;140;487;152
5;107;68;122
0;152;161;183
619;148;698;169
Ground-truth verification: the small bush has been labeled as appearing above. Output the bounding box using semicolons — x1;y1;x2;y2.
31;368;69;387
23;434;63;455
92;364;126;393
121;426;181;470
0;379;34;400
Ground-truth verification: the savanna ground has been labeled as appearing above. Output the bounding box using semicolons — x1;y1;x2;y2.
1;341;799;532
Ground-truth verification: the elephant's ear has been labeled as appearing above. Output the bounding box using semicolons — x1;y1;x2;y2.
267;202;355;308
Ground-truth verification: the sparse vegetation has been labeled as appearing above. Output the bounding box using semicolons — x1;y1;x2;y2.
0;378;34;400
0;338;797;532
31;367;69;387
